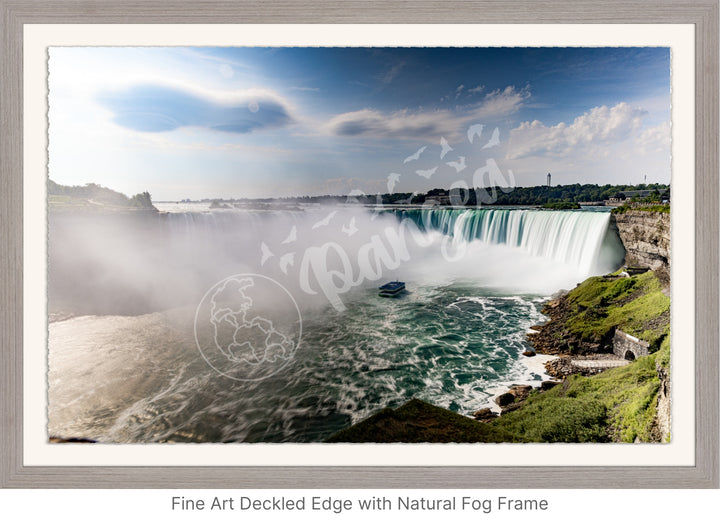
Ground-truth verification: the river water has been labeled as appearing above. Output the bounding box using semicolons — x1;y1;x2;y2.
48;205;624;442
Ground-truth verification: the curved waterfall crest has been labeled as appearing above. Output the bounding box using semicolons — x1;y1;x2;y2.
157;206;623;284
397;208;614;274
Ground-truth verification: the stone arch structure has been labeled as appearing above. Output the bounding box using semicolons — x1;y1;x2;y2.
613;329;650;360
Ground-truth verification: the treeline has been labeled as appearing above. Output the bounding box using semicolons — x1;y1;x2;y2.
240;183;666;207
416;183;669;206
48;180;156;210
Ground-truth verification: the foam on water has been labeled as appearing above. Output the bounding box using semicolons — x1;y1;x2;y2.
48;205;624;442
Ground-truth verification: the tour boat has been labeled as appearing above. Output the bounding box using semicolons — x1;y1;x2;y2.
378;281;405;297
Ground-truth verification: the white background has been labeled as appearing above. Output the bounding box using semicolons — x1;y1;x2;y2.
1;489;718;523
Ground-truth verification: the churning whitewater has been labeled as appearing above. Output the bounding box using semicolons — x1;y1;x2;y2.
48;205;625;442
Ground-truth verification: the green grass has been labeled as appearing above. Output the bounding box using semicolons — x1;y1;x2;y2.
657;334;671;368
49;180;157;211
325;399;528;443
492;342;669;442
563;272;670;348
328;338;672;443
48;194;96;209
491;272;671;443
489;392;609;442
612;204;670;214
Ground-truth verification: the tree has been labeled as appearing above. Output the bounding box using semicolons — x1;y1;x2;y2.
130;191;156;210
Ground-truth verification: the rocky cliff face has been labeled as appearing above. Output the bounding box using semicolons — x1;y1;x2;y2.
612;211;670;282
653;359;672;442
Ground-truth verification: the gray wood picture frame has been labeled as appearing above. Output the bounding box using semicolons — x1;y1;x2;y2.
1;0;718;489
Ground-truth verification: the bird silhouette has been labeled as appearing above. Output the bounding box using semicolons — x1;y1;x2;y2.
260;242;274;266
482;127;501;149
439;136;453;159
312;210;338;229
416;166;438;179
341;217;359;236
387;172;401;193
403;146;427;163
446;156;467;173
467;123;485;144
281;225;297;244
279;252;295;274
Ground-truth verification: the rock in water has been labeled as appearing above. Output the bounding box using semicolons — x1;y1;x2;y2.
495;392;516;407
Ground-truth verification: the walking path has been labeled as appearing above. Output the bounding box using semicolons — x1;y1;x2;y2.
571;358;629;369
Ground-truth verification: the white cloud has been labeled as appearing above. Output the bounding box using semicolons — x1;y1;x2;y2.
324;85;530;140
506;102;648;160
472;86;530;120
635;121;671;153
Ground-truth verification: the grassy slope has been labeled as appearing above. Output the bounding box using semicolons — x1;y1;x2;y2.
491;337;669;443
492;272;671;443
48;180;156;211
326;399;528;443
563;271;670;349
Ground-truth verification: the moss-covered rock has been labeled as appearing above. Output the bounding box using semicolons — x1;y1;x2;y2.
528;271;670;355
325;399;528;443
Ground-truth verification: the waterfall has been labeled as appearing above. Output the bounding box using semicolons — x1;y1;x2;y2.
396;208;620;275
50;203;625;316
156;207;623;278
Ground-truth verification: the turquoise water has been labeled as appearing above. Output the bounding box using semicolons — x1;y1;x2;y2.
47;206;624;442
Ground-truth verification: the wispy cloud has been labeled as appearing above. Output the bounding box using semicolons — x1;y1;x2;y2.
471;85;531;120
324;85;530;140
379;61;406;84
323;108;445;140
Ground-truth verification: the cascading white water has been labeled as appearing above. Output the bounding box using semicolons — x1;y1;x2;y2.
49;204;623;316
398;208;620;275
48;203;628;443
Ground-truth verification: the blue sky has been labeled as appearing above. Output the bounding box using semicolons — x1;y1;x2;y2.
48;47;671;200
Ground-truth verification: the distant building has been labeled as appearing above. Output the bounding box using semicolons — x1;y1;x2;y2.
604;189;666;207
424;191;450;206
547;173;551;187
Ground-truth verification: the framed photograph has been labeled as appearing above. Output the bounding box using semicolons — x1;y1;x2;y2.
1;1;717;488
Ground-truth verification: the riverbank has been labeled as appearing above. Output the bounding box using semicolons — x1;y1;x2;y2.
326;269;671;443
